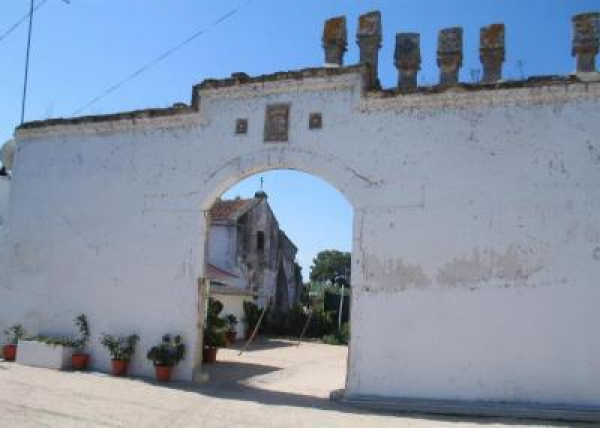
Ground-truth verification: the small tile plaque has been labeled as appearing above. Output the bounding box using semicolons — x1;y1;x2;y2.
309;112;322;130
235;118;248;135
264;103;290;142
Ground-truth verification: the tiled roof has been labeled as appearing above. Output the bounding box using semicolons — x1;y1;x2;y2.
206;263;239;280
209;285;256;297
209;198;260;221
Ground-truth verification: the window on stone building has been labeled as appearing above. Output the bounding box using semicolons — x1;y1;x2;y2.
257;231;265;251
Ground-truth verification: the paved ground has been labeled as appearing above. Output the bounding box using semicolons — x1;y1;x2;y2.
0;338;584;427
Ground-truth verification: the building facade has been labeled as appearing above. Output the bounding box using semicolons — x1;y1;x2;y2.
206;192;300;334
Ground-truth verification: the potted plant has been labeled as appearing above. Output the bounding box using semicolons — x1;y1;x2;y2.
100;333;139;376
71;314;90;370
2;325;25;361
224;314;238;344
146;334;186;382
203;329;227;363
203;298;227;363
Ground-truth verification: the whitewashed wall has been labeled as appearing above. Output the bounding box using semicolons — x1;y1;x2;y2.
2;69;600;409
0;177;10;288
0;177;9;230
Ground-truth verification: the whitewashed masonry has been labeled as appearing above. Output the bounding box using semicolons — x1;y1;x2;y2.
1;10;600;421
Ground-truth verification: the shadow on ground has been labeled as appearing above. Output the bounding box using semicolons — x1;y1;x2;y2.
1;356;589;427
135;349;585;428
227;337;299;352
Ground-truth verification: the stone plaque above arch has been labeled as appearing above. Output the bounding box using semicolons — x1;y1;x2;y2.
264;103;290;142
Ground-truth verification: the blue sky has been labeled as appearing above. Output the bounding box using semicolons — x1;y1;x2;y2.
223;171;352;279
1;0;598;275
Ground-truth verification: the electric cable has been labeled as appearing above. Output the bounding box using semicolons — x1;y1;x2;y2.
0;0;48;45
73;0;254;115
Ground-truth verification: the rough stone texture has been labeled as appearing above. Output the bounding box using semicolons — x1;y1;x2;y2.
2;66;600;416
264;103;290;142
437;27;463;85
322;16;347;67
572;12;600;72
480;24;505;83
394;33;421;91
356;11;382;89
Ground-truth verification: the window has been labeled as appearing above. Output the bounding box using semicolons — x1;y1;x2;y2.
257;231;265;251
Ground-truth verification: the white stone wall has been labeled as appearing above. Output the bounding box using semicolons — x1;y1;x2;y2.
2;70;600;407
0;177;10;286
0;176;9;229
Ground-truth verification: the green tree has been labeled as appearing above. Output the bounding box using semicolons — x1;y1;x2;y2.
294;262;303;286
309;250;351;286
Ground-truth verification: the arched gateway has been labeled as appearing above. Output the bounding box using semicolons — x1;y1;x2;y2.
1;11;600;421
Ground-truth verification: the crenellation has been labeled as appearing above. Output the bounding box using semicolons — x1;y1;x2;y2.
437;27;463;86
12;11;600;134
572;12;600;72
322;16;348;67
394;33;421;91
356;11;382;89
479;23;505;83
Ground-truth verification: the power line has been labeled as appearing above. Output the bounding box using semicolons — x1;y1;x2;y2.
0;0;48;45
73;0;254;116
21;0;36;124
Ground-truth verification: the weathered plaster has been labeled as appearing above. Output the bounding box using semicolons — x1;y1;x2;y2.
437;246;544;288
0;177;9;229
2;67;600;413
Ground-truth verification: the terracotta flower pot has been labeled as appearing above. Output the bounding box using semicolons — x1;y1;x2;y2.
226;331;237;345
111;359;129;376
154;365;173;382
203;347;218;363
2;344;17;362
71;353;90;370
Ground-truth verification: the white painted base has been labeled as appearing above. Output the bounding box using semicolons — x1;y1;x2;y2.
16;340;72;370
339;395;600;423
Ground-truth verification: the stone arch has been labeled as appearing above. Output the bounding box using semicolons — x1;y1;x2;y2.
199;145;367;212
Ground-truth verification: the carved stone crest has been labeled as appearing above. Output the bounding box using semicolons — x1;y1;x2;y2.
264;103;290;142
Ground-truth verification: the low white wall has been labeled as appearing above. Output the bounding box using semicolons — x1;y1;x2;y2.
16;340;71;370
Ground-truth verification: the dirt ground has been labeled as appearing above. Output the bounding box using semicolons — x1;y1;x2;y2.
0;338;584;427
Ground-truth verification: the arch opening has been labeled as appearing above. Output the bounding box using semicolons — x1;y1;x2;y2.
197;168;355;400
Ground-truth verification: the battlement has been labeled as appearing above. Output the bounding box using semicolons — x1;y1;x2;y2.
15;11;599;133
323;10;599;91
